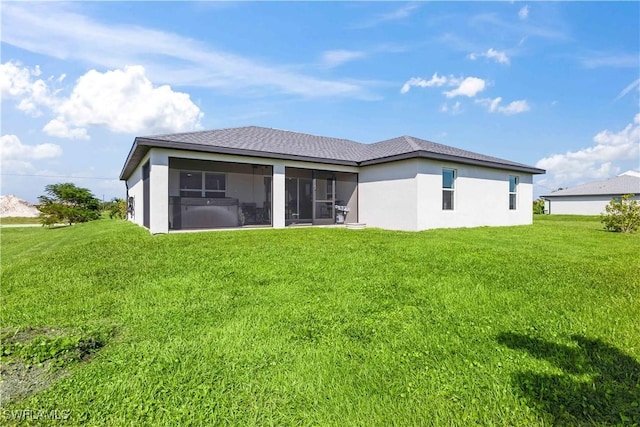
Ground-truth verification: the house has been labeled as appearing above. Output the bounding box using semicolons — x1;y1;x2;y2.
119;126;545;234
542;171;640;215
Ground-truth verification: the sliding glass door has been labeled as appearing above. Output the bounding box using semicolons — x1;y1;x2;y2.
313;171;335;225
285;168;337;225
285;176;312;223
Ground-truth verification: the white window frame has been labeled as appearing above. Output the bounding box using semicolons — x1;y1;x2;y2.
509;175;518;210
180;170;226;198
442;168;456;211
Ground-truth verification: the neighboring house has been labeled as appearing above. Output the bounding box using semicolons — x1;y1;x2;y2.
542;171;640;215
119;126;545;234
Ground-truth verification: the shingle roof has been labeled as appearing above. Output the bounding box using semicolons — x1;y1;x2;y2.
361;135;537;170
120;126;545;179
144;126;365;162
543;174;640;197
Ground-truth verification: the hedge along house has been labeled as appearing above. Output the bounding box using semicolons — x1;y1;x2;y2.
119;126;545;234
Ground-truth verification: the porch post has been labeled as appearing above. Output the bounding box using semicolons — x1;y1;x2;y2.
272;161;286;228
149;149;169;234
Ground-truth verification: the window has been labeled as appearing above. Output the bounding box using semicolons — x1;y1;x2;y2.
509;176;518;210
180;171;226;198
180;171;202;197
204;173;225;198
442;168;456;210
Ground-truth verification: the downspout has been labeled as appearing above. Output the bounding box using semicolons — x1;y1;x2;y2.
125;181;130;219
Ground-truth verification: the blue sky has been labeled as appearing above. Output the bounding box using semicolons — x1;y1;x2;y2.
1;1;638;203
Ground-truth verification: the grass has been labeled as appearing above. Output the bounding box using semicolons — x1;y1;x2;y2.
0;217;40;225
1;216;638;425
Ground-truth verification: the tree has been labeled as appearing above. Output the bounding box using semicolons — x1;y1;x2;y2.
532;198;546;215
38;183;101;226
600;194;640;233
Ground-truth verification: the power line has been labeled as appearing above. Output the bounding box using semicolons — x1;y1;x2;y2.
1;173;118;180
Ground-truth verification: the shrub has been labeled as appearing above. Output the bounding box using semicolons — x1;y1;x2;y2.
600;194;640;233
533;198;546;215
107;198;127;219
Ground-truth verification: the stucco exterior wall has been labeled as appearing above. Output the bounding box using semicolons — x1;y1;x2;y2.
359;159;533;231
125;152;149;228
545;195;640;215
416;160;533;230
359;159;419;231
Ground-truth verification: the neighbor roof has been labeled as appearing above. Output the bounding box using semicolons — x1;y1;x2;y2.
542;174;640;197
120;126;545;180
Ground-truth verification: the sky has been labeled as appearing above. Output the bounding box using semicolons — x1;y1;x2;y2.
1;1;639;203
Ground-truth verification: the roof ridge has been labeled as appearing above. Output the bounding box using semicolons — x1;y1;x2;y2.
264;126;363;144
402;135;421;151
147;125;365;146
142;125;257;139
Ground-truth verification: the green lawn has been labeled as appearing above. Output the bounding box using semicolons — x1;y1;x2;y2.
0;217;40;225
1;216;638;425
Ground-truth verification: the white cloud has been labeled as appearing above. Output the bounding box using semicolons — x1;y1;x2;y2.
1;3;368;99
321;50;366;68
402;73;486;99
470;12;568;41
354;3;420;29
500;99;530;115
1;159;37;174
614;78;640;101
3;61;204;138
0;134;62;160
468;48;510;65
444;77;486;98
0;134;62;173
440;101;462;114
320;44;407;69
400;73;447;94
0;61;36;97
380;3;419;21
0;61;58;116
42;119;89;140
519;5;529;20
536;115;640;188
580;53;639;69
49;66;204;136
476;97;530;115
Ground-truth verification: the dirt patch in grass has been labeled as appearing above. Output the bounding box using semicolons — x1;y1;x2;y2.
0;359;69;405
0;326;106;405
1;326;66;344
